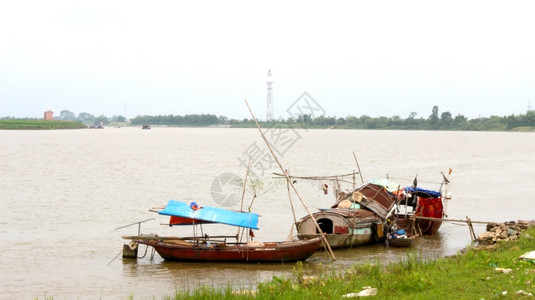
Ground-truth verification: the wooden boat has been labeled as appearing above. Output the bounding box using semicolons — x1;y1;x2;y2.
394;186;449;235
131;235;322;262
363;178;450;236
123;200;322;262
293;173;451;249
388;235;416;247
387;229;416;247
296;183;397;249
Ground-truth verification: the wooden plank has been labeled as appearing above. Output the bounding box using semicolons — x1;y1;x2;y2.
413;216;492;225
122;235;238;241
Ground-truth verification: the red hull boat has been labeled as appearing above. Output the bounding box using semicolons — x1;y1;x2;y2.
136;237;322;262
123;200;322;263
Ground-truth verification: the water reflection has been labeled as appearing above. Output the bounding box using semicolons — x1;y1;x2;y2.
119;231;453;292
121;253;309;290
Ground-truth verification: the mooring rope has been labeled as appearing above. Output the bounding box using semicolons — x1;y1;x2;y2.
107;249;123;265
137;243;150;259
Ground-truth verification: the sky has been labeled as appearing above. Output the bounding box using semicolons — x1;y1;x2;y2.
1;1;534;120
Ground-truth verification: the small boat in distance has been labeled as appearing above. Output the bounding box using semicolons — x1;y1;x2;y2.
123;200;322;262
141;124;151;130
89;122;104;129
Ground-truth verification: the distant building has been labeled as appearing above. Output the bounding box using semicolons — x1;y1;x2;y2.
44;110;54;120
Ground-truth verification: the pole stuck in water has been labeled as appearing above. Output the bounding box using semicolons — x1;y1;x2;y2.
244;99;336;261
352;151;364;184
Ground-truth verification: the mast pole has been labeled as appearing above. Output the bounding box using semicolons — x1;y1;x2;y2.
245;99;336;260
353;151;364;183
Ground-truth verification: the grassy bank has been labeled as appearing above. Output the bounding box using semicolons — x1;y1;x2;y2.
161;227;535;299
0;120;87;129
510;126;535;132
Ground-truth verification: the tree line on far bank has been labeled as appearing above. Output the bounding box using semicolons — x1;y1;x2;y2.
3;106;534;131
128;105;535;131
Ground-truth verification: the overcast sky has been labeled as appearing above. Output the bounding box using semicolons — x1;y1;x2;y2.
1;1;534;120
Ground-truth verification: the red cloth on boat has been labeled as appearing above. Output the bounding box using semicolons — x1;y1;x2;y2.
415;197;443;218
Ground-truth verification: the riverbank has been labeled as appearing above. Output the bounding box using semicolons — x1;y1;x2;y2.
3;119;533;132
0;120;86;129
158;226;535;299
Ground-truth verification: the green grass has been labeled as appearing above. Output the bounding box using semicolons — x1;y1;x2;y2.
160;228;535;299
0;120;86;130
510;126;535;132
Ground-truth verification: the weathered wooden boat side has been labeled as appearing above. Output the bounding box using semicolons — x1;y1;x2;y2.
388;236;415;247
298;231;373;249
395;216;442;235
296;192;390;249
135;237;322;262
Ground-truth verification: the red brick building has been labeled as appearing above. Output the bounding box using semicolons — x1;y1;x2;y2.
44;110;54;120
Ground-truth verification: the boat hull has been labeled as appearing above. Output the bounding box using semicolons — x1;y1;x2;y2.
396;217;442;235
298;232;374;249
395;192;444;235
388;236;415;247
137;238;322;262
296;208;383;249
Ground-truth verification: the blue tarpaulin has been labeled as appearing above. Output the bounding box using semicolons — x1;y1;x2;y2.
158;200;260;229
403;187;441;198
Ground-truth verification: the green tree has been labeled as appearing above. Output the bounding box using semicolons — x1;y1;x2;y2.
428;105;440;129
453;114;468;129
57;110;76;121
523;111;535;126
77;112;95;125
111;115;126;122
440;111;453;127
94;115;110;125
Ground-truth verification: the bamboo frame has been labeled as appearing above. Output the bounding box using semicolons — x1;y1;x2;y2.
245;99;336;261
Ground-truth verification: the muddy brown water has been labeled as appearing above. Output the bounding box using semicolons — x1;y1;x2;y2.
1;128;534;299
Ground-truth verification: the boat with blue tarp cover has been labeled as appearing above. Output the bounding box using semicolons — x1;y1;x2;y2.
286;170;451;249
394;184;449;235
122;200;321;262
158;200;259;229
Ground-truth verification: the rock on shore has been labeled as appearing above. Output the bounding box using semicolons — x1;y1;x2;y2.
477;220;534;244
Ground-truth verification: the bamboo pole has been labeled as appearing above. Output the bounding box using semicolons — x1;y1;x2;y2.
286;170;298;226
413;216;492;225
466;216;477;241
285;170;299;241
273;172;356;180
115;218;155;231
122;235;238;241
352;151;364;184
237;156;252;243
244;100;336;261
335;175;341;200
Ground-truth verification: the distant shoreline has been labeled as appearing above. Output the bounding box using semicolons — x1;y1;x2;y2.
0;120;86;130
1;119;534;132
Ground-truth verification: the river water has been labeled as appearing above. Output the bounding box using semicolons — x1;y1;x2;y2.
1;127;534;299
